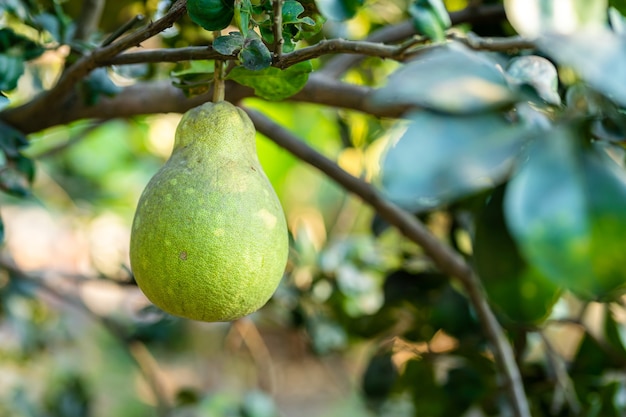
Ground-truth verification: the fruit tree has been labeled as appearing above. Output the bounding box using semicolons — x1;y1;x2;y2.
2;0;626;416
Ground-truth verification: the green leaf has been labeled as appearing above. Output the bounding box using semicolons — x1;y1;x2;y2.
409;0;451;42
234;0;252;37
79;68;121;106
240;37;272;70
315;0;363;21
537;29;626;107
187;0;236;31
227;61;312;100
370;43;516;114
504;0;608;37
506;55;561;106
0;28;45;60
0;54;25;91
379;111;532;212
504;126;626;300
474;186;561;325
213;32;244;55
0;120;29;158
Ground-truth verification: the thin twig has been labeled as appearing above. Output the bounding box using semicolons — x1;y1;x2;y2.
213;31;225;102
272;0;284;60
243;108;531;417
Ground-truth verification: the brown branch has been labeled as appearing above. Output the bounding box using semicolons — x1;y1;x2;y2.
1;0;188;129
2;75;409;134
321;3;507;77
243;108;531;417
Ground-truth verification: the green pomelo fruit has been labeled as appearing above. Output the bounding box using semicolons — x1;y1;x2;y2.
130;101;289;322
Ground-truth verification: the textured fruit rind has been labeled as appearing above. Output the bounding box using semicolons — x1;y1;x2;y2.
130;101;289;322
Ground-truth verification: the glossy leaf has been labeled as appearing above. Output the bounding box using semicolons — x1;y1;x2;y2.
537;29;626;107
370;43;515;114
240;37;272;70
379;111;531;212
505;126;626;300
474;186;561;324
315;0;363;21
227;61;312;100
409;0;451;42
283;0;315;25
213;32;244;55
187;0;235;31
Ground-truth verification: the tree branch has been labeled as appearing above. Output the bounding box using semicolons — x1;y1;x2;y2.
321;3;507;77
1;75;409;134
0;0;188;129
243;108;531;417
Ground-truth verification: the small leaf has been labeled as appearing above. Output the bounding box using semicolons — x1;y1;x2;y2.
315;0;363;21
369;43;515;114
0;28;45;60
234;0;252;37
507;55;561;105
379;111;532;212
79;68;121;106
187;0;236;31
240;38;272;70
409;0;451;42
213;32;244;55
227;61;312;100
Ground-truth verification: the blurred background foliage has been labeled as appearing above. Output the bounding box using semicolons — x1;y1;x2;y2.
3;0;626;416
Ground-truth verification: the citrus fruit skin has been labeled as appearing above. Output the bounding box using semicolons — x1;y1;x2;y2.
130;101;289;322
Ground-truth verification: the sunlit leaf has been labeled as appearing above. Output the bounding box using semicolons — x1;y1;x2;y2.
0;54;24;91
537;29;626;107
370;43;515;114
227;61;312;100
379;111;532;212
474;186;561;324
504;0;607;37
504;125;626;300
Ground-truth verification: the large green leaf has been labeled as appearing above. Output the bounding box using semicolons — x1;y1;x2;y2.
226;61;312;100
474;186;561;325
379;111;532;212
369;43;515;114
504;126;626;300
537;29;626;107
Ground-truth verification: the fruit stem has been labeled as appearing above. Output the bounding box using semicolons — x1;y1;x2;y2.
213;30;225;102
